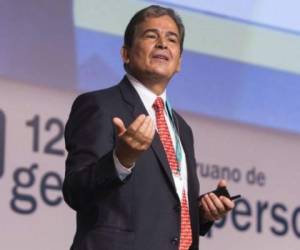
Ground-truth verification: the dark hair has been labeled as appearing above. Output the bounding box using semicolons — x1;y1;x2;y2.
124;5;185;53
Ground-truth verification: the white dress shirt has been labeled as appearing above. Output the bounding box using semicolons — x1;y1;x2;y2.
113;74;188;201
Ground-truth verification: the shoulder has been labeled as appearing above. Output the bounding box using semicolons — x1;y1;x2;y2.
172;110;196;144
65;85;122;138
69;79;131;118
65;84;123;130
73;84;120;108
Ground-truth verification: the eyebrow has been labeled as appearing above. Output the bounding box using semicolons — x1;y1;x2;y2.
142;28;179;38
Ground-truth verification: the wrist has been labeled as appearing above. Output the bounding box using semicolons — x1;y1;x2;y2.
115;149;135;168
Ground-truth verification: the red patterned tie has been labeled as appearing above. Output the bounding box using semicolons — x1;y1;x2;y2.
153;97;192;250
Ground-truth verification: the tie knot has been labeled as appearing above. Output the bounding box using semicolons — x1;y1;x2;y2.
153;97;165;112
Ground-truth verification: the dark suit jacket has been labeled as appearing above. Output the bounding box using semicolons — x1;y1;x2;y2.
63;76;212;250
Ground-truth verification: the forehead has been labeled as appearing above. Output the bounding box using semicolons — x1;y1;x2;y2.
136;15;179;35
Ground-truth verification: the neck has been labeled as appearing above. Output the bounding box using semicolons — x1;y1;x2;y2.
142;81;167;95
129;73;169;95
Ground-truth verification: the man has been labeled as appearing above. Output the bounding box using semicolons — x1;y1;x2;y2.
63;5;234;250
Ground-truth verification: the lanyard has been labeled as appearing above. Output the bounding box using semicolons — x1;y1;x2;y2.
165;100;183;173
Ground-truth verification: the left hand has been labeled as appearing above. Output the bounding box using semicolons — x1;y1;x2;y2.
199;179;235;222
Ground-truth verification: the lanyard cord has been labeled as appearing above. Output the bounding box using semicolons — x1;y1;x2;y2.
165;100;183;174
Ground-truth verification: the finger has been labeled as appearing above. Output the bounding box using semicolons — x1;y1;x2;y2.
143;117;155;139
204;194;222;220
142;120;155;148
137;116;151;135
139;119;155;150
112;117;126;136
220;196;235;210
127;114;146;135
133;116;152;148
217;179;227;188
200;198;215;222
209;193;226;214
149;119;156;139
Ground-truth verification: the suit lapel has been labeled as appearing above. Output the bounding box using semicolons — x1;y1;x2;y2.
150;133;177;194
179;128;194;192
118;76;177;195
174;112;199;235
172;111;195;190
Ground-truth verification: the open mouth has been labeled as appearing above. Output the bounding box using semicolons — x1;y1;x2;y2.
152;54;169;61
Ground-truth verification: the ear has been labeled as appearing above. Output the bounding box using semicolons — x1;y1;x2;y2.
121;46;130;64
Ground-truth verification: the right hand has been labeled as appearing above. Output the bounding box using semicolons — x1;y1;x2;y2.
113;114;155;168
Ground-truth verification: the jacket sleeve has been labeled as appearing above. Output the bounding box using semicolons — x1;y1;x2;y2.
62;93;130;211
199;217;214;236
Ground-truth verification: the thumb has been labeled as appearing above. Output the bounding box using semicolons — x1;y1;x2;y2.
217;179;227;188
112;117;126;136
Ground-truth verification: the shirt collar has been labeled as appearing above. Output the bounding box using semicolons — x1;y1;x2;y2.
126;73;167;111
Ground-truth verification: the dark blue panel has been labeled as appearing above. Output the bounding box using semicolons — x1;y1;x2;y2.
75;28;124;90
75;28;300;134
168;51;300;133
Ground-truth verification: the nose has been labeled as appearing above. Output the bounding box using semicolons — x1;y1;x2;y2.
155;37;167;49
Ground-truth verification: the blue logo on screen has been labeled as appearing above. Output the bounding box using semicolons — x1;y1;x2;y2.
0;110;5;178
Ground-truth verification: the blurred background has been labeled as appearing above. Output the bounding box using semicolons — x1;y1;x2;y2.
0;0;299;249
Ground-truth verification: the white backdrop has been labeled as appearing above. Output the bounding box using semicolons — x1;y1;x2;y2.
0;78;76;250
0;78;299;249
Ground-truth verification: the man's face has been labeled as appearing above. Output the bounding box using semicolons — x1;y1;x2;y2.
122;15;182;84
